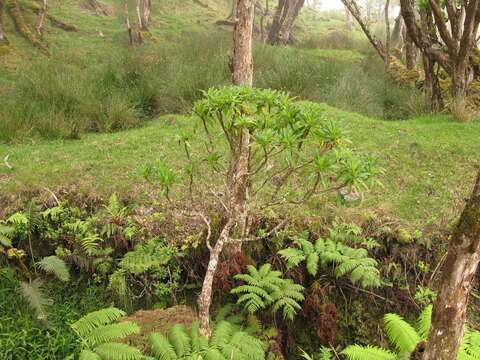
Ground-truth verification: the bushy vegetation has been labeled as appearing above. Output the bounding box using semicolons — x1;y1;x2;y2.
0;31;426;142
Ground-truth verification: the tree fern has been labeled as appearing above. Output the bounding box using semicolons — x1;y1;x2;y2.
94;342;143;360
341;345;396;360
416;304;432;340
279;234;381;288
232;264;304;320
37;255;70;282
383;313;420;354
71;307;141;360
342;306;480;360
149;320;265;360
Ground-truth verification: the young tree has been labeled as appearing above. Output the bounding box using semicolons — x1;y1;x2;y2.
142;0;151;29
421;170;480;360
124;0;142;46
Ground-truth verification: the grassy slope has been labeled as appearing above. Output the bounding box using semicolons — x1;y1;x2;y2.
1;1;479;229
1;106;479;229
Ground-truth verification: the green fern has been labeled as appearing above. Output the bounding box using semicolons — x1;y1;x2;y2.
341;345;396;360
383;313;419;354
0;223;14;248
149;320;265;360
279;233;381;288
37;255;70;282
342;306;480;360
71;307;141;360
20;279;53;321
231;263;304;320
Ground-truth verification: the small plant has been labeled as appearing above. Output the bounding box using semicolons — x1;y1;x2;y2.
108;239;182;309
278;232;381;288
231;263;304;320
71;307;142;360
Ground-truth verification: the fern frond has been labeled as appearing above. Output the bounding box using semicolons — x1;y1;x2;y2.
278;248;306;268
416;305;432;340
72;308;126;338
149;332;178;360
0;224;14;247
169;324;191;357
383;313;420;353
341;345;396;360
20;280;53;321
306;252;319;276
79;350;102;360
37;256;70;282
85;321;140;347
94;342;143;360
210;321;234;348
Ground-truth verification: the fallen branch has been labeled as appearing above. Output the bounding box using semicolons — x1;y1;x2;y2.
3;154;12;169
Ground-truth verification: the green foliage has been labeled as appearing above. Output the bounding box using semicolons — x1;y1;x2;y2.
231;263;304;320
278;230;381;288
71;307;142;360
108;239;182;309
342;305;480;360
37;255;70;282
19;279;53;321
149;321;265;360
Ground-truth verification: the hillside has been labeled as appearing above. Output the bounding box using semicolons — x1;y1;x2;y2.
1;1;480;359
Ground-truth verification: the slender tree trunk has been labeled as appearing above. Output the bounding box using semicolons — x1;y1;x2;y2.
197;220;234;338
135;0;143;29
384;0;391;71
36;0;48;37
277;0;304;45
422;171;480;360
142;0;151;29
125;0;142;46
423;54;442;111
197;0;255;338
267;0;286;44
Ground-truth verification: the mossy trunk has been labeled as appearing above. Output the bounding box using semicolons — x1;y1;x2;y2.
5;0;45;51
422;171;480;360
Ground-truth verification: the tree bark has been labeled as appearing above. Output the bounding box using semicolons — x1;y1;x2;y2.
36;0;48;37
197;0;255;338
276;0;304;45
405;32;417;70
135;0;143;29
142;0;151;29
125;0;142;46
422;170;480;360
341;0;387;61
384;0;391;71
267;0;286;44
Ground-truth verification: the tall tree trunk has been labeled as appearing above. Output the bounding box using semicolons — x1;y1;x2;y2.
405;32;417;69
142;0;151;29
384;0;391;71
276;0;304;45
125;0;142;46
197;0;255;338
267;0;286;44
422;170;480;360
135;0;143;29
36;0;48;37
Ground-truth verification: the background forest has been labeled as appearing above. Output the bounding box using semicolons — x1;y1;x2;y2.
0;0;480;359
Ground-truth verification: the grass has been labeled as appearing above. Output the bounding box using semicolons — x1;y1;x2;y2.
0;271;111;359
1;106;479;230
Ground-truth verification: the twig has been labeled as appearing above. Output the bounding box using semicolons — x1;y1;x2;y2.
344;283;396;305
193;212;212;251
3;154;12;169
43;187;60;206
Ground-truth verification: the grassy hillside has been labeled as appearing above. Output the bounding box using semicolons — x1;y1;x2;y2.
1;104;478;230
